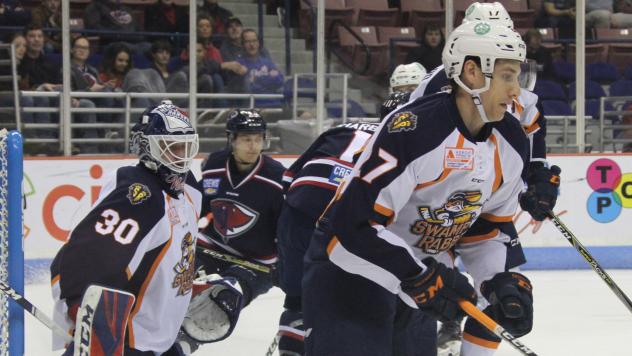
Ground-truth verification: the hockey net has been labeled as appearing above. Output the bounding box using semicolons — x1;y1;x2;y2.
0;129;24;355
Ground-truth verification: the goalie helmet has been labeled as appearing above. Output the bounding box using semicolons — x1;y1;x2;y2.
442;21;525;122
130;100;199;192
380;91;411;120
390;62;427;93
462;2;513;29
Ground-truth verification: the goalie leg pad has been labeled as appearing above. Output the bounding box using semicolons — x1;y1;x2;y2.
72;285;135;356
181;274;244;343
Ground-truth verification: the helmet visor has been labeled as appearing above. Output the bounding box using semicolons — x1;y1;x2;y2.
519;59;537;91
148;134;199;173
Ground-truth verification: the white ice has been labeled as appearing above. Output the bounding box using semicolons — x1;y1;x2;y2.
24;270;632;356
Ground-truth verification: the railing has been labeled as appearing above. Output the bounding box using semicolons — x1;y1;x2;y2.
291;73;349;123
599;96;632;152
19;91;284;154
546;115;594;153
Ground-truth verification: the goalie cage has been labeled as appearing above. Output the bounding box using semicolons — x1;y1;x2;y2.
0;129;24;356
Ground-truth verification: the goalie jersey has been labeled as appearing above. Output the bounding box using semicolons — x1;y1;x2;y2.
283;121;380;222
409;65;547;165
199;150;285;264
50;165;202;353
314;92;529;306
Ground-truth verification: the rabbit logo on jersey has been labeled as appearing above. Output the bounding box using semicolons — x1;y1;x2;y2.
173;232;195;296
411;191;483;254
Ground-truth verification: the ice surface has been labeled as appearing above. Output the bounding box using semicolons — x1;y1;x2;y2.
23;270;632;355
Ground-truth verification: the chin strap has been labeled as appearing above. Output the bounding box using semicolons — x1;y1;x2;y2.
453;75;492;123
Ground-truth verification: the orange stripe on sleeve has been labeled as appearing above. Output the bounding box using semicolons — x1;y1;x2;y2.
51;274;60;286
489;134;503;192
525;122;540;135
480;213;514;222
127;225;174;348
459;229;500;244
374;203;394;218
327;236;340;255
463;332;501;349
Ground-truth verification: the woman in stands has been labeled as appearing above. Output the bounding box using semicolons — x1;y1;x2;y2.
405;25;445;72
98;43;133;90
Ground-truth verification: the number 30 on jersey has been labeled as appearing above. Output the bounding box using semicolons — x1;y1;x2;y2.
94;209;140;244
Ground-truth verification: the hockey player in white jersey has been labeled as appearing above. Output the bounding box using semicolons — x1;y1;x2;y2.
302;21;534;356
50;101;215;355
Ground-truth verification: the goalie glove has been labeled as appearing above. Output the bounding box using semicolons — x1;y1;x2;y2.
181;274;244;344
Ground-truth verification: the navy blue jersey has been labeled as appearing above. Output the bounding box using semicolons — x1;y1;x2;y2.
199;150;285;264
283;122;380;222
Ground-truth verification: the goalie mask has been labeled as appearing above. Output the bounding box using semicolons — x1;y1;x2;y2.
130;100;199;192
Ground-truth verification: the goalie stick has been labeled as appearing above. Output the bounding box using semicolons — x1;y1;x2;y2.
547;212;632;314
0;281;72;343
458;300;538;356
197;247;271;274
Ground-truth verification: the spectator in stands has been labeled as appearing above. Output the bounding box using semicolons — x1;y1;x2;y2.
198;0;233;36
18;24;60;91
220;16;271;61
144;0;189;46
524;29;556;81
237;29;284;106
179;40;226;108
537;0;575;39
99;43;133;90
30;0;62;53
405;25;445;71
0;34;27;110
587;0;632;29
83;0;147;51
0;0;31;30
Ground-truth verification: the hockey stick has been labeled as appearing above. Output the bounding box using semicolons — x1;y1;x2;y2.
0;281;72;343
547;212;632;314
458;300;537;356
197;247;271;274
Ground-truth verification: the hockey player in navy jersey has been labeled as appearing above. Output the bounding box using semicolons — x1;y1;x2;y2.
50;101;203;355
302;21;535;356
177;109;285;352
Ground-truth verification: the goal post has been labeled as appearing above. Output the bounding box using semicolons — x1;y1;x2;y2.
0;129;24;356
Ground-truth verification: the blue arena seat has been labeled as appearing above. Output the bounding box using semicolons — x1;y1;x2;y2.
533;80;566;101
609;79;632;97
541;100;572;116
568;80;606;100
586;62;619;83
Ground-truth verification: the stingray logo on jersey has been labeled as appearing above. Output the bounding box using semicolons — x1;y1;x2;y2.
211;198;259;242
329;164;353;185
173;232;195;295
388;111;418;133
411;191;483;254
127;183;151;205
585;158;632;223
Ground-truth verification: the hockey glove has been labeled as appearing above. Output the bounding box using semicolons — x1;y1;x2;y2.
278;309;305;356
401;257;477;322
519;164;561;221
481;272;533;337
181;274;244;344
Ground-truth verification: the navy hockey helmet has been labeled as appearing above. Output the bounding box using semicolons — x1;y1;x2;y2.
226;109;267;138
380;91;411;120
130;100;199;184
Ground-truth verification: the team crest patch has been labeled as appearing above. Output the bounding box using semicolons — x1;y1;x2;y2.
444;147;475;170
328;164;352;185
127;183;151;205
388;111;418;133
210;199;259;243
203;178;221;195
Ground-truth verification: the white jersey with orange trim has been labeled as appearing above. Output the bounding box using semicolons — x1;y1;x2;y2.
410;64;547;164
50;165;202;353
314;92;530;308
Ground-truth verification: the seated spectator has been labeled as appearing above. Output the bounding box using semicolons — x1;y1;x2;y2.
587;0;632;29
83;0;146;50
179;40;226;108
524;29;556;81
99;43;133;90
18;25;60;91
0;34;27;116
144;0;189;46
30;0;61;53
0;0;31;29
537;0;575;39
198;0;233;36
237;29;284;106
405;25;444;71
220;16;270;61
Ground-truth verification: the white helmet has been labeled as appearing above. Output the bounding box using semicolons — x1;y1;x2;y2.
463;2;513;29
442;21;525;122
390;62;427;93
